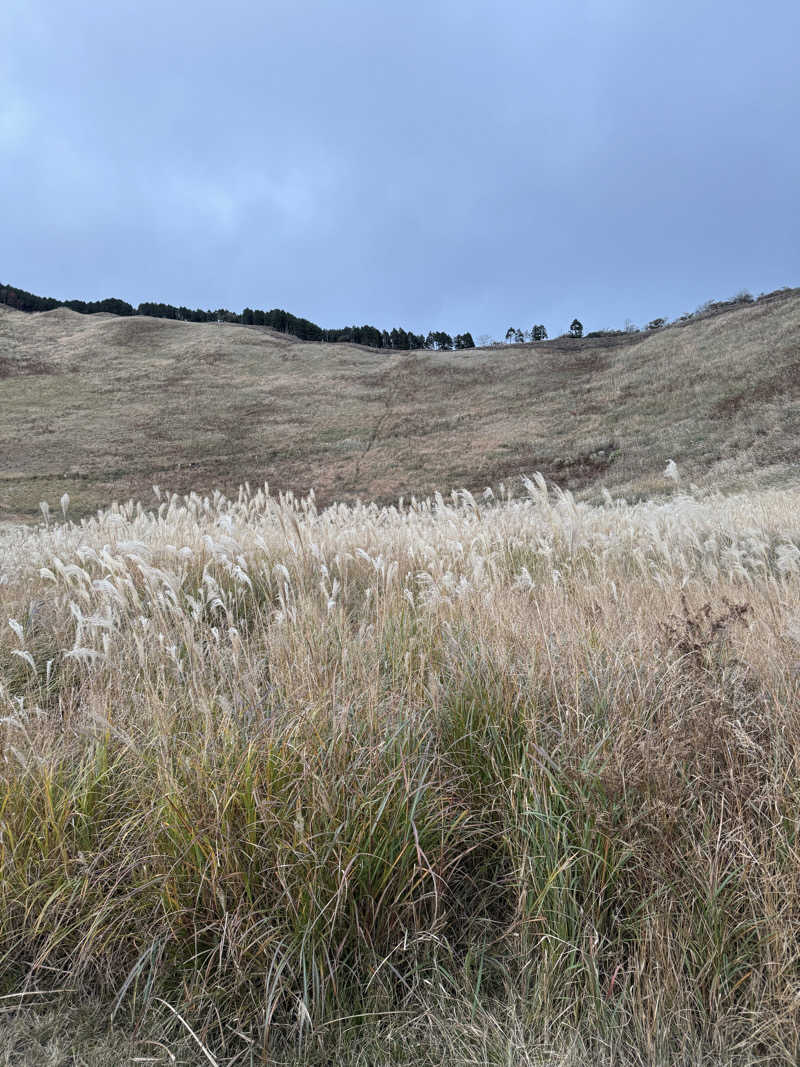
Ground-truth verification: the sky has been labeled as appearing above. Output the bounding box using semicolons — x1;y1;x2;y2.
2;0;799;340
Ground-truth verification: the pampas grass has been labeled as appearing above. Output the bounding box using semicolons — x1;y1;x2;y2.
1;477;799;1063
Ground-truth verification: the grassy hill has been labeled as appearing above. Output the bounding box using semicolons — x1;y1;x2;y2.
1;287;798;521
2;287;800;1062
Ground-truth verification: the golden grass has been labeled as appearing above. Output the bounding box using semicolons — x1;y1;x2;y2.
1;475;799;1062
1;287;799;522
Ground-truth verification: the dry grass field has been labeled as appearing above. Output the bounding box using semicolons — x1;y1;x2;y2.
1;287;798;523
1;291;799;1063
1;474;799;1064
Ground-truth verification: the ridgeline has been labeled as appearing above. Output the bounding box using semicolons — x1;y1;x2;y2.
1;285;798;521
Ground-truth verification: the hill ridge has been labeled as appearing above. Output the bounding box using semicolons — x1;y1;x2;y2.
0;280;475;352
1;288;798;520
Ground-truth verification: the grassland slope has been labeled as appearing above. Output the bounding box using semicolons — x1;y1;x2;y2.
1;287;798;520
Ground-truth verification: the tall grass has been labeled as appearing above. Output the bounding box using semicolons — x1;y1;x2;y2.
1;477;799;1062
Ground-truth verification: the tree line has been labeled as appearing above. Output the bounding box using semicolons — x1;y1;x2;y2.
0;282;474;352
505;324;549;343
504;319;583;341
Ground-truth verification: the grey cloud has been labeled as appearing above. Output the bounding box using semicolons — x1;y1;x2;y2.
2;0;798;335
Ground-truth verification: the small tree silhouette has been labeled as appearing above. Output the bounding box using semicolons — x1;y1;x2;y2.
569;318;583;338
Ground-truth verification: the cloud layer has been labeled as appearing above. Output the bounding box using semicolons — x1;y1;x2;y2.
2;0;798;337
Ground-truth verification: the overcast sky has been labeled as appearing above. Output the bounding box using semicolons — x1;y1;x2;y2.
2;0;798;339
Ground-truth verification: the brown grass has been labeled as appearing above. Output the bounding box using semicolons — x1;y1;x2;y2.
2;288;800;1060
1;288;798;522
1;479;799;1062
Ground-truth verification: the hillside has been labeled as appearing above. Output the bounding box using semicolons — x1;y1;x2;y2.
1;288;798;520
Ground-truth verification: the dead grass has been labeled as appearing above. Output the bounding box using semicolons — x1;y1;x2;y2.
1;288;798;522
1;477;799;1062
2;288;800;1059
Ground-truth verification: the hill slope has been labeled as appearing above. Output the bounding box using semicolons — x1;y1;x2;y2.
1;289;798;519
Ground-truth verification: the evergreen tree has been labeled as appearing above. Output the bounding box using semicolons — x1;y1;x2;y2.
92;298;134;315
361;325;383;348
569;318;583;338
